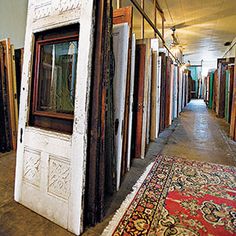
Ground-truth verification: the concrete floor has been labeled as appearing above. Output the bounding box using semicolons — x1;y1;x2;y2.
0;99;235;236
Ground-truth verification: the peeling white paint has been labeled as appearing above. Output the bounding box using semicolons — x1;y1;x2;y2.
14;0;94;235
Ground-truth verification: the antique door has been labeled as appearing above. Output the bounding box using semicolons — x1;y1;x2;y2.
0;39;17;151
159;51;166;132
169;64;174;123
229;65;235;123
230;61;236;141
165;57;171;128
213;70;218;111
209;72;214;109
127;33;136;171
150;39;160;141
173;65;178;119
225;70;230;122
150;51;158;141
113;23;130;189
113;6;133;178
178;67;183;114
14;1;94;234
132;44;146;159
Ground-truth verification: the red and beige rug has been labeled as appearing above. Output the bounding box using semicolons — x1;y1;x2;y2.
102;155;236;236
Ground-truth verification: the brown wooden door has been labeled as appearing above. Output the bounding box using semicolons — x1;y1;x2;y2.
230;63;236;141
159;52;166;132
228;65;234;123
132;44;146;159
165;56;171;128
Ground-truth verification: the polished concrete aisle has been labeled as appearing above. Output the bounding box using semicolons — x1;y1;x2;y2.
0;99;235;236
162;99;236;166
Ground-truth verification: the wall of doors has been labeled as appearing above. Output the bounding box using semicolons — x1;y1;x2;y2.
204;57;236;141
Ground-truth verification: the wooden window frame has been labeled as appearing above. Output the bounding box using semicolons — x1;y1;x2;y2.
30;25;79;133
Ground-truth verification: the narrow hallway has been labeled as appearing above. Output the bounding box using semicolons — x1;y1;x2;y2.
162;99;236;166
101;100;236;236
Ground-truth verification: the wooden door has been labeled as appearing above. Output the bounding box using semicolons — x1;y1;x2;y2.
213;70;218;111
156;55;162;136
225;69;230;122
165;57;171;128
132;44;146;159
169;64;174;123
0;39;17;151
113;6;133;178
126;33;136;171
159;52;166;132
230;62;236;141
150;52;157;141
178;67;183;114
209;72;214;109
113;23;130;189
173;65;178;119
228;65;235;123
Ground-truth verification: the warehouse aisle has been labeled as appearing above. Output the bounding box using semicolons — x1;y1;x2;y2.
162;99;236;166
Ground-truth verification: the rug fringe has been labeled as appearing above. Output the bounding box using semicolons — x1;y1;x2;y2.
101;161;155;236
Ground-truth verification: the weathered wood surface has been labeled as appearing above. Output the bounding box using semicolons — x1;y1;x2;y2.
136;39;152;158
113;23;130;189
212;70;218;112
113;6;132;27
127;33;136;170
165;56;171;128
0;39;17;151
230;61;236;141
159;51;166;132
150;52;158;141
132;44;146;159
113;6;133;180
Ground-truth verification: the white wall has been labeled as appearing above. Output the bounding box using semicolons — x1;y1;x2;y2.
0;0;28;49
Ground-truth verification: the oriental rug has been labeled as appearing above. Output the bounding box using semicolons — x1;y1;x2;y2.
102;155;236;236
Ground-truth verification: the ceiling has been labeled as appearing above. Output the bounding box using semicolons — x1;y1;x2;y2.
158;0;236;64
118;0;236;65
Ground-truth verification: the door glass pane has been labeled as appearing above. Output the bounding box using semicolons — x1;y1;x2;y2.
38;40;78;114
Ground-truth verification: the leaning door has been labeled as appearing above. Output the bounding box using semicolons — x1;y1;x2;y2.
113;23;130;189
132;44;146;159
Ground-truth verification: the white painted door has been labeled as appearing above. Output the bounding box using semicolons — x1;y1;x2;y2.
178;68;183;114
173;65;178;118
113;23;130;190
127;33;136;171
156;55;162;136
14;1;94;235
170;64;174;123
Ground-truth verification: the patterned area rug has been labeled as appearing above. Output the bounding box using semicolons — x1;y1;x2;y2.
102;155;236;236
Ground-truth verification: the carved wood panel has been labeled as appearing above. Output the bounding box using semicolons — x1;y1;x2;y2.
23;148;41;187
48;157;71;199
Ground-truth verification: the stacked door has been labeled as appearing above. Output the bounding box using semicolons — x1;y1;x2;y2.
113;23;130;189
208;72;214;109
230;61;236;141
159;51;166;132
150;39;160;141
165;56;171;128
212;70;218;111
225;65;235;123
132;44;146;159
0;39;18;152
113;6;133;179
126;33;136;170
